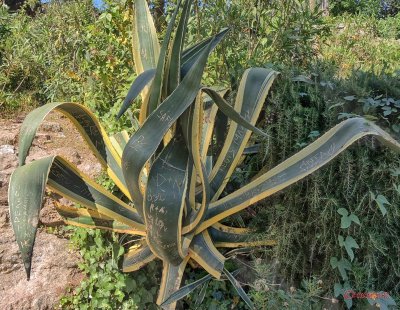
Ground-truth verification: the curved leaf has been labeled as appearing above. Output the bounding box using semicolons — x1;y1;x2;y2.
117;69;156;119
203;87;269;137
144;137;189;264
9;156;145;279
189;230;225;279
145;0;182;118
122;40;213;218
208;68;278;201
199;118;400;232
181;28;230;77
223;268;255;310
18;102;132;200
160;273;212;308
209;223;276;248
157;258;190;309
56;204;139;234
132;0;160;74
123;243;156;272
166;0;193;94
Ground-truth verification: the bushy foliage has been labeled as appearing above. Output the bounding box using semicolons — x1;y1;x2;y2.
244;64;400;307
182;0;330;84
0;0;133;132
330;0;399;17
60;227;160;310
0;1;95;113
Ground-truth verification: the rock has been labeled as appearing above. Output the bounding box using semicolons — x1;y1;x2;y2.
68;150;82;166
0;133;17;146
32;133;54;147
0;146;18;197
0;151;18;171
40;197;64;226
40;122;63;133
0;208;9;228
0;145;14;155
0;186;7;205
78;162;102;177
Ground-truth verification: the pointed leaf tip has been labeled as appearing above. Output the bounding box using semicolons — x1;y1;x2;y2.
25;263;31;280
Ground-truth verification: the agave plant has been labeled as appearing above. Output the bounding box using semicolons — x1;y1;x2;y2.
8;0;400;308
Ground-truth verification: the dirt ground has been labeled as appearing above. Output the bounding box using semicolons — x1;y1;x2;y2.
0;112;102;309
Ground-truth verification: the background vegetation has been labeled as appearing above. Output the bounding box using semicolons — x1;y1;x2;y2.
1;0;399;309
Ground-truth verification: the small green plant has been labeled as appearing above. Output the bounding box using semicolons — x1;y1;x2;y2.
7;0;400;309
331;203;397;309
60;227;160;310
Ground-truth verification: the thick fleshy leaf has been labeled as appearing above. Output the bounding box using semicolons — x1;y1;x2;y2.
55;204;139;234
179;94;210;234
122;40;213;218
199;118;400;232
110;130;130;157
132;0;160;74
208;68;278;201
117;69;156;119
145;0;182;118
123;243;156;272
203;87;269;137
166;0;193;94
209;223;276;248
188;231;225;278
223;268;255;310
18;102;131;200
8;158;51;279
157;258;190;309
9;156;145;279
160;273;212;307
243;144;261;155
132;0;160;124
181;28;230;77
47;157;143;225
144;137;189;264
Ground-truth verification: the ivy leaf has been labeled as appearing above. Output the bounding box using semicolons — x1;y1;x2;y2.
343;236;359;261
341;215;352;228
372;194;391;216
330;257;352;280
348;214;360;226
337;208;349;216
337;258;352;281
392;124;400;133
330;256;338;268
344;295;353;309
334;282;353;309
308;130;320;139
367;292;397;310
124;278;137;294
337;208;360;228
333;283;342;297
